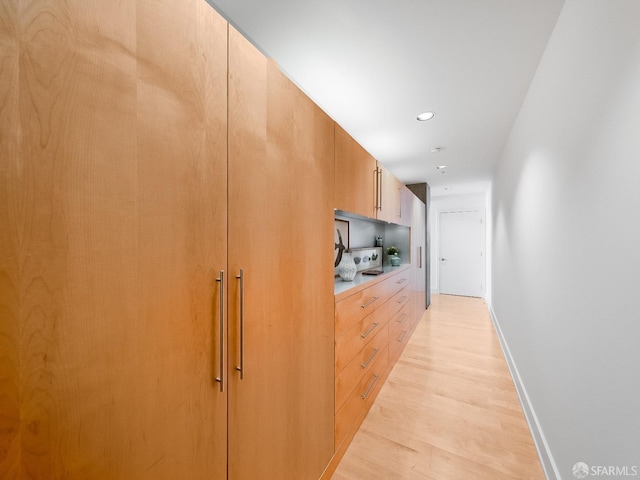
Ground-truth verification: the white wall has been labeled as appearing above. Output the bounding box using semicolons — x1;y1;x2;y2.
429;192;487;295
491;1;640;478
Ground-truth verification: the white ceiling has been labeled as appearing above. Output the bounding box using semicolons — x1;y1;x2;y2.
207;0;565;196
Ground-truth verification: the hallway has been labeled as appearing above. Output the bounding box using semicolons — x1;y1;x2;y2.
331;294;544;479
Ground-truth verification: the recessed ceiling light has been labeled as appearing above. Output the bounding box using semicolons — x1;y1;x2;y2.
444;187;453;191
431;147;442;154
417;111;435;121
436;165;447;170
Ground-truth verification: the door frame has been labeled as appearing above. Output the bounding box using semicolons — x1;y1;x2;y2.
436;208;486;297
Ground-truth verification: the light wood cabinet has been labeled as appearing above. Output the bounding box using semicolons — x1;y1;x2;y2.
1;4;334;479
376;162;401;223
332;267;412;455
227;27;335;480
1;1;228;478
334;125;377;218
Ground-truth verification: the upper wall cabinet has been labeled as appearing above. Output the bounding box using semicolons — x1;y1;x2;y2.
334;127;412;226
376;162;403;224
335;125;377;219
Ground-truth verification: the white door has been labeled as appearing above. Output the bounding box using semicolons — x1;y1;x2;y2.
438;210;485;297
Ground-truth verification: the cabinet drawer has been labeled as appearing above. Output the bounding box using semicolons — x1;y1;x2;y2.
335;323;389;413
388;285;411;317
335;304;388;375
384;269;411;298
334;344;389;449
335;280;389;337
389;302;412;362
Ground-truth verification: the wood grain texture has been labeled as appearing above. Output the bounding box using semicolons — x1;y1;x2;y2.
227;27;335;479
0;1;20;478
134;0;228;478
334;125;377;218
376;163;400;224
2;0;228;478
331;295;545;480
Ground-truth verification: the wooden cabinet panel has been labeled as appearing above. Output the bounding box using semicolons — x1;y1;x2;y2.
334;343;389;449
0;2;21;477
335;323;388;412
335;305;389;375
335;280;389;337
1;1;228;478
376;163;401;223
335;125;377;218
386;268;412;299
389;285;411;318
389;301;412;362
228;27;334;480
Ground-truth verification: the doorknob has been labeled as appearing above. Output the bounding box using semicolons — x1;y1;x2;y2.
441;258;447;262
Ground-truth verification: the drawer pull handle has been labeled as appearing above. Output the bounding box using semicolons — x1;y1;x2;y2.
361;374;380;400
397;296;407;304
396;278;406;284
361;322;379;339
397;331;408;343
361;296;380;309
396;313;408;324
361;348;380;369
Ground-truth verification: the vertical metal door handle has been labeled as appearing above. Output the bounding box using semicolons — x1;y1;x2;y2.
419;246;422;268
236;269;245;379
373;168;379;211
378;168;383;211
215;271;225;392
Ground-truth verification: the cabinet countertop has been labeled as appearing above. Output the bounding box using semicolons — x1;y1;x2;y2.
334;264;410;301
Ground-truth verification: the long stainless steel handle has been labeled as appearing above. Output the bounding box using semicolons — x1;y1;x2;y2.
397;331;408;343
361;374;380;400
396;313;408;324
361;322;379;339
396;278;406;284
236;269;244;379
215;271;225;392
360;296;380;309
397;296;407;304
419;246;422;268
378;168;383;211
361;348;380;369
373;168;379;211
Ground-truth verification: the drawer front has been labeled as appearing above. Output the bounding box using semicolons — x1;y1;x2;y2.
389;302;412;362
384;268;411;298
334;344;389;449
388;285;411;317
335;323;389;413
335;304;388;375
335;280;389;337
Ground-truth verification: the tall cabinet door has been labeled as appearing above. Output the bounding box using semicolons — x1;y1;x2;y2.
228;27;335;480
0;1;228;478
135;2;228;479
411;196;427;327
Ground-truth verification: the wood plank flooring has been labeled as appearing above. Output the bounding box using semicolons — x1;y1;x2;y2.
331;294;544;480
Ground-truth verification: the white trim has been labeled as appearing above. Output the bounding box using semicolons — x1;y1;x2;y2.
487;303;561;480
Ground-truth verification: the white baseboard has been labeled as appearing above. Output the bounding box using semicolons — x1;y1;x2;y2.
487;304;561;480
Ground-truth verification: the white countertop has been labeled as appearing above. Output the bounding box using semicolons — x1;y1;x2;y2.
334;264;410;296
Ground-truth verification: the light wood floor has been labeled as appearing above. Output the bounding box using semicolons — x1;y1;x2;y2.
331;294;545;480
